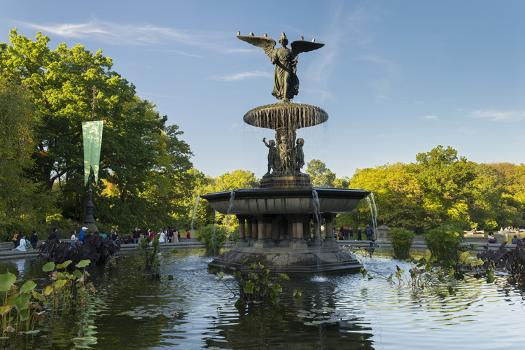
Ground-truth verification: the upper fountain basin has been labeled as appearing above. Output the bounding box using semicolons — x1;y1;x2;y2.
243;102;328;129
201;187;369;215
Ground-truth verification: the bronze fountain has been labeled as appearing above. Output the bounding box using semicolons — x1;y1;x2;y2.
202;32;369;273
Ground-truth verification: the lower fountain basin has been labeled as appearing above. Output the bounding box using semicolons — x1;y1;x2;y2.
201;187;370;215
208;240;362;274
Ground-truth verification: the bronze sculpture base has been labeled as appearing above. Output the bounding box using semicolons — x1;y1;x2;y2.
260;173;311;188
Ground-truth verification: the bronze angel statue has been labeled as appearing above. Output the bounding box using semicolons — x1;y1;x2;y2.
237;32;324;101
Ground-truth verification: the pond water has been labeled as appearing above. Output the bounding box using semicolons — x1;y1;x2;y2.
2;248;525;349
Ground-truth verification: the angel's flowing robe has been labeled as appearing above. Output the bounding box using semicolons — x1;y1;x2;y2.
271;47;299;100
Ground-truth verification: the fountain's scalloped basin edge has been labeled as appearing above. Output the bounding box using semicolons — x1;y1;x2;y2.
201;187;370;215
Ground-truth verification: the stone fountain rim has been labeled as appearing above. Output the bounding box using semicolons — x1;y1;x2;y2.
201;187;370;201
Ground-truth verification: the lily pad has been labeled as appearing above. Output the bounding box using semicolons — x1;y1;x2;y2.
43;285;53;296
54;279;67;289
0;272;16;292
12;294;31;311
56;260;72;270
0;305;12;315
19;280;37;294
42;261;55;272
76;260;91;268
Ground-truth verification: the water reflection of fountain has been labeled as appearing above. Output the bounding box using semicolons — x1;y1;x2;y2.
206;275;374;349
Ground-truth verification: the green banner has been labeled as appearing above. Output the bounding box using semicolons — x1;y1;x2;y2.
82;121;104;185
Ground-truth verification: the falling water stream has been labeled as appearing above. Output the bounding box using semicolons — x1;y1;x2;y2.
311;189;323;277
190;195;201;232
366;193;378;239
227;190;236;215
311;189;321;242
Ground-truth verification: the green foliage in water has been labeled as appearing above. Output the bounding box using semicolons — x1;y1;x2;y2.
390;228;415;259
234;262;289;308
0;259;93;339
139;236;160;279
424;224;462;267
196;224;229;256
478;244;525;287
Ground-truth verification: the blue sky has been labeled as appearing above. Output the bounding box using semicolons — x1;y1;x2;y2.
2;0;525;178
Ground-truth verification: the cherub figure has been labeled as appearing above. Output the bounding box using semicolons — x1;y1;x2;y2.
262;137;278;175
294;138;305;173
278;134;293;173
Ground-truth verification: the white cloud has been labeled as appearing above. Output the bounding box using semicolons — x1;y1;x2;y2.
471;110;525;122
212;70;272;82
18;20;250;55
422;115;439;120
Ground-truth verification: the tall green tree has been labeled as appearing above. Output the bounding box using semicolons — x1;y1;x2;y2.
194;170;258;233
306;159;336;187
0;77;52;238
0;30;193;233
414;146;477;229
349;163;424;230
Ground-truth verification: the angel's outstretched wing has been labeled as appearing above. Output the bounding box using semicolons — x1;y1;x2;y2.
237;35;276;58
291;40;324;55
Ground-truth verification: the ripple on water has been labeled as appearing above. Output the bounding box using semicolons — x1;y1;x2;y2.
3;251;525;349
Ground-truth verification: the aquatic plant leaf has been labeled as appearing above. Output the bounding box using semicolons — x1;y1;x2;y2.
0;305;12;315
243;280;254;294
42;262;55;272
56;260;72;270
54;279;67;290
43;285;53;296
0;272;16;292
31;290;45;302
278;273;290;281
12;294;30;311
19;308;30;321
76;259;91;268
19;280;37;294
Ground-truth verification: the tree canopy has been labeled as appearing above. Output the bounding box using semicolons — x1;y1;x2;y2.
0;30;193;237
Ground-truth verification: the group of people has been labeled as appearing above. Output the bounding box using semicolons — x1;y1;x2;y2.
336;224;375;241
11;231;39;251
69;227;120;244
9;225;194;252
130;228;192;244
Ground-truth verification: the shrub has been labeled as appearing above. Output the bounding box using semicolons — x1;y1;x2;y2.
196;224;228;256
233;262;289;308
424;224;462;267
390;228;415;259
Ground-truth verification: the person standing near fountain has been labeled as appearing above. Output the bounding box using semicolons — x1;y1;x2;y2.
365;224;374;241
